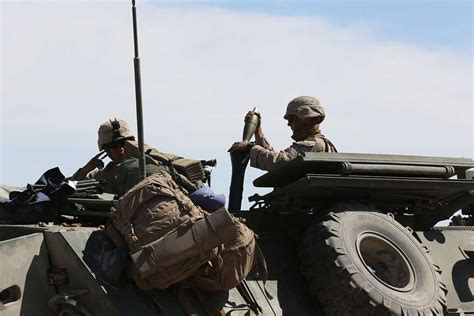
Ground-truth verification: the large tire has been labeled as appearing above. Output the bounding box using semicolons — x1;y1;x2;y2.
299;205;447;316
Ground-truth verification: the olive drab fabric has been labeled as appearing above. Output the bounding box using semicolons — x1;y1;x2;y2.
93;161;120;194
111;171;237;289
72;134;206;195
115;156;166;196
123;140;206;184
191;220;257;291
115;155;195;196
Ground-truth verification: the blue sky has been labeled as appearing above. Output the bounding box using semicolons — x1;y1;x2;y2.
1;1;472;208
155;0;473;53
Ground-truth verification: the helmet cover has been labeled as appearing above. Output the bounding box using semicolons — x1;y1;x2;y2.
97;118;135;150
284;96;325;121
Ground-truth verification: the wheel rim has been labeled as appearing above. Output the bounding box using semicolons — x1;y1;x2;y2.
356;232;416;292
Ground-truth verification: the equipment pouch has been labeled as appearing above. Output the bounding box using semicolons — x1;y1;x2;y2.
130;207;237;279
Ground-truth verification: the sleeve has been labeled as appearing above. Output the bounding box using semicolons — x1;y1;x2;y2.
255;135;273;151
71;167;101;181
249;144;300;172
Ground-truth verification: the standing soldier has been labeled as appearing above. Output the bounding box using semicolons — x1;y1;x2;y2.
228;96;337;171
71;118;135;193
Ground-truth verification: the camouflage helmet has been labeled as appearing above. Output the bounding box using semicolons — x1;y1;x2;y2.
97;118;135;150
284;96;325;122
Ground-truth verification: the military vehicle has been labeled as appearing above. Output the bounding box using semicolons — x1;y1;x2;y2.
1;1;473;315
1;152;473;315
238;152;474;315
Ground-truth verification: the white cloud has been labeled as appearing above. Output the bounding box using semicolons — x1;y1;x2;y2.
1;2;472;207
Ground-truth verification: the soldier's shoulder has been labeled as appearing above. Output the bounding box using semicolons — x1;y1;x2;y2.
292;140;318;147
292;135;325;147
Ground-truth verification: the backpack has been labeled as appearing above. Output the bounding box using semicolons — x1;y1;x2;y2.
124;140;206;185
111;171;237;289
115;155;198;196
191;219;257;291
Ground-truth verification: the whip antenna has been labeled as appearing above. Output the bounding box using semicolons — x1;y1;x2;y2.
131;0;146;180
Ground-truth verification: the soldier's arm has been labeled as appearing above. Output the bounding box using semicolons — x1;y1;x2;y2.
254;130;273;151
249;145;299;171
70;152;105;180
71;167;101;181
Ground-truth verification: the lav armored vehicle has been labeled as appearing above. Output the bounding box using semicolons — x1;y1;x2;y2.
2;1;473;314
1;152;473;315
240;152;474;315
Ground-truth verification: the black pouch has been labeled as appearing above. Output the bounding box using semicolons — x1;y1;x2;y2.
83;230;129;287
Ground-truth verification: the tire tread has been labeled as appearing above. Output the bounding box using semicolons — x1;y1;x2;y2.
298;205;447;316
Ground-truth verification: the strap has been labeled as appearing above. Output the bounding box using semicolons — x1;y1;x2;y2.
150;153;197;193
144;148;178;165
254;242;273;300
130;246;171;284
321;137;338;153
166;157;181;183
236;280;262;314
144;149;180;184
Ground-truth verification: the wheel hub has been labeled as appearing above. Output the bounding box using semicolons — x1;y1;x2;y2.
356;232;416;292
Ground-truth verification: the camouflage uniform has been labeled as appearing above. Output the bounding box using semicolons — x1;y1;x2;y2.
72;161;119;194
250;134;332;172
250;96;336;172
71;118;134;194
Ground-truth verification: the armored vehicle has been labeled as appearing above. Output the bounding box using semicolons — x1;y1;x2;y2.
1;152;473;315
237;152;474;315
2;1;473;314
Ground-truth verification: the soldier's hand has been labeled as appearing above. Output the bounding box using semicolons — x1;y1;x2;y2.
228;141;250;153
245;111;261;128
71;151;106;181
83;151;105;173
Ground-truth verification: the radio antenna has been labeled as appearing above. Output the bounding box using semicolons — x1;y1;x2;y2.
131;0;146;180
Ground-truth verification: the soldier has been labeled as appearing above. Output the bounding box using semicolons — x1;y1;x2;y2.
228;96;336;171
71;118;135;193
